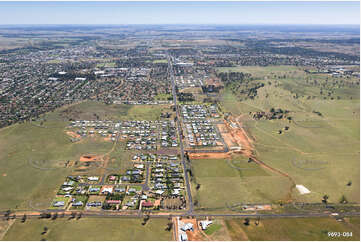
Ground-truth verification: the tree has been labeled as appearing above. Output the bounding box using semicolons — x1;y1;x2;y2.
243;218;250;226
165;222;173;231
41;227;48;235
4;210;11;220
322;195;329;204
142;215;150;226
21;214;27;223
69;212;76;220
51;213;58;220
40;213;51;219
255;217;260;226
340;195;348;204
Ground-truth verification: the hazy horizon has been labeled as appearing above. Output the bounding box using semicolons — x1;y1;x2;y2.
0;1;359;25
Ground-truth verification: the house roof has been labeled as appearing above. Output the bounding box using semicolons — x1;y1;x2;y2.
142;201;153;207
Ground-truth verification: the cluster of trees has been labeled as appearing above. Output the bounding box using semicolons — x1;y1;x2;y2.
217;71;264;100
177;92;195;102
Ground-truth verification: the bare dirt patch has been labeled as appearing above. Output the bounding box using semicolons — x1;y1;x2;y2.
189;152;231;160
225;117;255;157
79;155;102;162
182;218;205;241
66;131;81;139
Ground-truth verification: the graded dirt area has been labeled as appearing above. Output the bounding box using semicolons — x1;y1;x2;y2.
217;123;237;147
65;131;81;139
189;152;231;160
79;155;102;162
224;116;254;157
181;218;205;241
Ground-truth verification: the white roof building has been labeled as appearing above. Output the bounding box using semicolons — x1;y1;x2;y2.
200;221;213;230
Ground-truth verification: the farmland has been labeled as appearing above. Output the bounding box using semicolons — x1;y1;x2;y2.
3;218;173;241
217;66;360;204
225;217;360;241
191;155;292;209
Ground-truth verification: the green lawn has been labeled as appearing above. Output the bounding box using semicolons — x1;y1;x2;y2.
204;223;222;235
3;218;173;241
225;217;360;241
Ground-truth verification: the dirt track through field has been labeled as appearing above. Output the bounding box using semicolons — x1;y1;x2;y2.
226;115;296;202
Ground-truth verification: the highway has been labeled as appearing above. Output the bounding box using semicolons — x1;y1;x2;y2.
167;54;194;214
1;210;359;219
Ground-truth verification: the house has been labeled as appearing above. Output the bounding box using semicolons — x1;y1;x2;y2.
114;187;125;193
128;188;137;193
134;164;144;169
62;187;73;191
72;201;84;207
102;187;113;194
200;221;213;230
155;190;165;195
181;223;193;231
108;176;117;181
89;187;100;193
63;180;74;186
172;189;181;196
53;201;65;207
87;202;102;207
142;201;153;208
180;233;188;241
106;200;121;204
88;176;99;181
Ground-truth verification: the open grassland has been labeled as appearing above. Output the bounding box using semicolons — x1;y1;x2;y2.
218;66;360;204
152;59;168;64
191;155;292;209
96;62;116;68
154;93;172;101
0;101;161;210
60;101;170;121
3;218;172;241
225;217;360;241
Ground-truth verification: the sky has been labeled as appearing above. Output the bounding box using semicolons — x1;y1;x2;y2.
0;1;359;25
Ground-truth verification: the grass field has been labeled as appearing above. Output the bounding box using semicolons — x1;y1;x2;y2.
154;93;172;101
191;155;292;209
3;218;173;241
218;66;360;204
60;101;171;121
96;62;116;68
225;217;360;241
152;59;168;64
0;101;168;210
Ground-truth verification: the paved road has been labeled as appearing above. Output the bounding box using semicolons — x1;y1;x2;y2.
1;210;359;219
167;54;194;214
